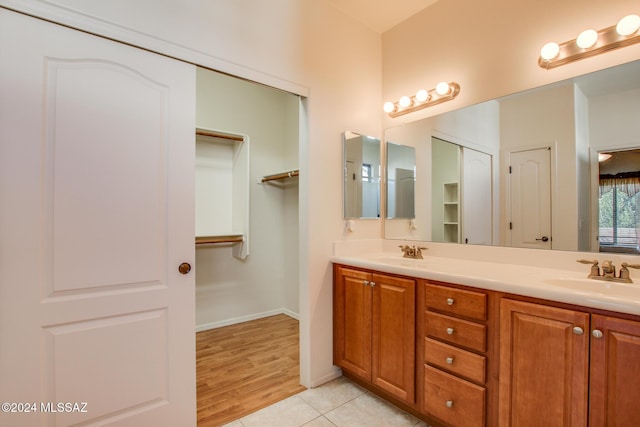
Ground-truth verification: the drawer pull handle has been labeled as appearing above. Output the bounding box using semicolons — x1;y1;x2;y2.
446;327;454;335
446;357;454;365
446;400;454;408
446;298;455;306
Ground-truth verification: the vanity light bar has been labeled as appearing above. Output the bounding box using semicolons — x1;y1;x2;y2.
383;82;460;118
539;14;640;69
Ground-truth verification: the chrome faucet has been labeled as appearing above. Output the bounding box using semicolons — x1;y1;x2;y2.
577;259;640;283
399;245;427;259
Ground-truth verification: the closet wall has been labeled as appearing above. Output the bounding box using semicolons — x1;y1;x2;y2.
196;68;300;330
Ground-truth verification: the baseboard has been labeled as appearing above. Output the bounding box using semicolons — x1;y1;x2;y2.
309;367;343;388
196;307;300;332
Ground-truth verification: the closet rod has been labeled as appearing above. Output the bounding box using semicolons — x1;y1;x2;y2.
261;169;299;183
195;129;244;142
196;235;244;245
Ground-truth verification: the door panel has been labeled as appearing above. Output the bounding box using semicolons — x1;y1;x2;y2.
590;315;640;427
0;10;196;427
463;148;492;245
509;148;551;249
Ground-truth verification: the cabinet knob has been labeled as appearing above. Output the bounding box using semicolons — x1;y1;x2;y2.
446;327;454;335
446;400;454;408
363;280;370;286
573;326;584;335
446;357;454;365
446;298;455;306
592;329;604;339
370;281;376;287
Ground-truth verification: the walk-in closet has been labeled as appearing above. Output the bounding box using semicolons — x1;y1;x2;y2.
194;67;302;426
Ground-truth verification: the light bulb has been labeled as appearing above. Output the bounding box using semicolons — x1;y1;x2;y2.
435;82;450;96
616;14;640;36
399;96;412;108
415;89;429;103
540;42;560;60
383;101;395;113
576;29;598;49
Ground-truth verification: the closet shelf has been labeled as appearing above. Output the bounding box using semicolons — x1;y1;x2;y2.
261;169;299;183
196;235;244;245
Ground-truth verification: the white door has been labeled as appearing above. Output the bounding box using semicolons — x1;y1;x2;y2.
462;148;492;245
0;10;196;427
509;148;552;249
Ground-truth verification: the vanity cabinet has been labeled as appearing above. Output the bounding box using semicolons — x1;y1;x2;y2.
589;314;640;427
333;265;416;403
499;300;640;427
499;299;589;426
422;282;490;427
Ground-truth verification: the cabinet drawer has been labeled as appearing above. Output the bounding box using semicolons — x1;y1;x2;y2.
424;311;486;352
424;365;485;427
425;283;487;321
425;337;486;384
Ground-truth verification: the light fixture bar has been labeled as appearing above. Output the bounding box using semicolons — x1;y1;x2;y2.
539;16;640;69
385;82;460;118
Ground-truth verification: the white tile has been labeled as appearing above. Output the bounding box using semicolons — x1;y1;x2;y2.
238;395;321;427
298;377;367;414
302;416;338;426
324;392;421;427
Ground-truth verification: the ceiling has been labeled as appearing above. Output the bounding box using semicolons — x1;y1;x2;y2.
326;0;441;33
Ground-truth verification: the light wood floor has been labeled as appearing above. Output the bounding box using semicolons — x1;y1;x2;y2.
196;314;306;427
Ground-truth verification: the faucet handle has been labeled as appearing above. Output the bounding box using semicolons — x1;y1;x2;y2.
621;262;640;269
577;259;598;265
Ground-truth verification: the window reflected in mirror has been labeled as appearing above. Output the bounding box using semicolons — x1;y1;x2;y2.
598;149;640;253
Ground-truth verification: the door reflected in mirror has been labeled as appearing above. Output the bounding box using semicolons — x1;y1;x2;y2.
343;131;381;219
386;142;415;219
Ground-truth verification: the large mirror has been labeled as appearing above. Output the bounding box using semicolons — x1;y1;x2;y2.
386;142;415;219
385;59;640;253
344;131;381;219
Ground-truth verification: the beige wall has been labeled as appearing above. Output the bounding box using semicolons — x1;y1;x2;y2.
382;0;640;128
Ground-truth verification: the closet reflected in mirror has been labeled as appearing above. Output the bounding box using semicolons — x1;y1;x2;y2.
386;142;415;219
343;131;381;219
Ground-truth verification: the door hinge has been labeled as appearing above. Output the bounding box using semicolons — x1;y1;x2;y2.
509;222;513;230
508;166;512;173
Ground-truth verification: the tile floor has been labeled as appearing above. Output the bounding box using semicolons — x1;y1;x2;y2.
221;376;431;427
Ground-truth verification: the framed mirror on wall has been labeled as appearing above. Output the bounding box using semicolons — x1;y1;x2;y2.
343;131;381;219
383;59;640;254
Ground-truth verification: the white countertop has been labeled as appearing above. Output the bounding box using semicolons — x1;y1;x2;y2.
331;250;640;316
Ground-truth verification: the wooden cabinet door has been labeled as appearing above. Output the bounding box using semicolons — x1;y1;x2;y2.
371;273;416;402
589;314;640;427
499;300;589;427
334;267;372;380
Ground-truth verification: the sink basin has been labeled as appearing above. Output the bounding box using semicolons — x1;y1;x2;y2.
544;277;640;298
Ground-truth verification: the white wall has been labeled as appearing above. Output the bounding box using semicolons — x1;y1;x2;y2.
195;68;300;329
